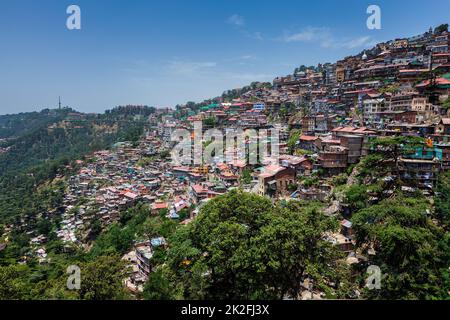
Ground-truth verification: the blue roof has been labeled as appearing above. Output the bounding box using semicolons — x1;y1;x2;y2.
169;211;180;219
151;237;166;247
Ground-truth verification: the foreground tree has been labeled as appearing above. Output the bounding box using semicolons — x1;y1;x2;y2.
0;264;29;300
352;196;449;299
365;136;425;179
435;171;450;228
78;256;130;300
145;190;352;300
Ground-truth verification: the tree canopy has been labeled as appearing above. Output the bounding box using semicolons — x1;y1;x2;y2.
143;190;352;300
352;196;449;299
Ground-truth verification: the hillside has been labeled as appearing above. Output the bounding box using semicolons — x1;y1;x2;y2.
0;106;155;224
0;24;449;302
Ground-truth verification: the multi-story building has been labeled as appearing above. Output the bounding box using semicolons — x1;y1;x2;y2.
302;116;316;134
398;157;441;188
411;96;435;121
389;91;420;111
258;165;296;198
363;98;387;124
135;242;153;278
319;146;349;175
431;33;449;54
340;135;364;164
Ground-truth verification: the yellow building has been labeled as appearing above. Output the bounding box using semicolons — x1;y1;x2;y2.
336;66;345;83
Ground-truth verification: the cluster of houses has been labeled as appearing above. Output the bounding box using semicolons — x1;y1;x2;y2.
2;27;449;295
165;27;450;198
130;27;450;285
174;29;449;130
56;137;195;244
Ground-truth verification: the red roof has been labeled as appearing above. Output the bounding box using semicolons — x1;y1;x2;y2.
124;192;138;200
192;184;207;194
152;202;168;210
300;135;318;141
217;163;228;170
354;127;375;133
189;172;202;177
259;165;286;178
416;77;450;87
221;171;238;179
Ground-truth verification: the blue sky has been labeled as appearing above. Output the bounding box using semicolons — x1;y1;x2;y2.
0;0;449;114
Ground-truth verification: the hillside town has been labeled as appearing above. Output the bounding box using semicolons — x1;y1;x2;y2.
1;25;450;298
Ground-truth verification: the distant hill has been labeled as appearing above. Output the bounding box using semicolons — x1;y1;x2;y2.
0;106;155;223
0;108;73;139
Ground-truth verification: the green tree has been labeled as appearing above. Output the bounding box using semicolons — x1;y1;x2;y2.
90;223;134;257
240;168;253;185
352;196;448;299
203;117;217;127
152;190;349;300
0;264;29;300
36;219;52;236
366;136;425;180
434;23;449;34
78;256;130;300
279;105;288;120
435;171;450;228
89;220;102;238
287;130;301;154
345;185;369;213
143;267;174;300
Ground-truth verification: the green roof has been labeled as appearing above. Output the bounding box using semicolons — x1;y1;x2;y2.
200;103;219;111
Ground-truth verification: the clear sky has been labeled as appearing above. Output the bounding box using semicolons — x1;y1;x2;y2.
0;0;449;114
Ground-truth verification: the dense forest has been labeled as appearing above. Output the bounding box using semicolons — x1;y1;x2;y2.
0;108;71;139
